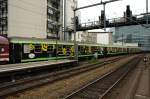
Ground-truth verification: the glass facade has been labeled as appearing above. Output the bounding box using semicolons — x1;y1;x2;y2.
113;25;150;51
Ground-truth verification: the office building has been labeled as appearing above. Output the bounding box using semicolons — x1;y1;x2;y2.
114;25;150;51
0;0;63;39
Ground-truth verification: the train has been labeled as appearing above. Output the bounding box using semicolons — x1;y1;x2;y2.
0;36;141;64
0;36;9;63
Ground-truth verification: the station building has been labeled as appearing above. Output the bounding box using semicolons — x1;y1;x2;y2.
0;0;63;39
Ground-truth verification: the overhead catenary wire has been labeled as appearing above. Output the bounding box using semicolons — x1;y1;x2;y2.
124;15;150;28
6;0;150;30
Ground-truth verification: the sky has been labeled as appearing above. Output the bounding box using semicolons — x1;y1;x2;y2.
78;0;150;23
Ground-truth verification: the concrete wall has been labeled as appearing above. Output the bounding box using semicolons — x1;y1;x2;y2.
63;0;76;41
65;0;74;30
59;0;64;40
97;33;109;44
8;0;47;38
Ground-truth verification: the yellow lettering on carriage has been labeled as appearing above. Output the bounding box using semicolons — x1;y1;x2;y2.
63;48;67;55
42;44;48;51
29;44;35;50
71;46;74;56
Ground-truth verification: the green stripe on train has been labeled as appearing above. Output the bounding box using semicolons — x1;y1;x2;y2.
21;53;125;62
21;57;67;62
21;54;100;62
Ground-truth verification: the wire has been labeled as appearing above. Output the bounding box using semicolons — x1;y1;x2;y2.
125;16;150;28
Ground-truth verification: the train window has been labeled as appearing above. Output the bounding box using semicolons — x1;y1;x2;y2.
48;45;53;52
89;46;92;53
80;46;84;53
78;46;81;51
85;46;89;54
35;45;41;53
58;45;62;51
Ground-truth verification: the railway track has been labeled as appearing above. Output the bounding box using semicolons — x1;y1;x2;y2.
0;56;126;97
63;55;142;99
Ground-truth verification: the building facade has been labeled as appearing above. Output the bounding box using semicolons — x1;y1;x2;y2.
0;0;8;37
97;32;113;45
75;31;97;43
113;25;150;51
63;0;77;41
47;0;63;39
0;0;63;39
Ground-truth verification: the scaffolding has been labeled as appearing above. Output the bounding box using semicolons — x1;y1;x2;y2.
0;0;8;37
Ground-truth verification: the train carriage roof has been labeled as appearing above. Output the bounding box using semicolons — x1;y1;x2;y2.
9;37;103;46
78;43;105;47
0;36;9;45
9;37;73;45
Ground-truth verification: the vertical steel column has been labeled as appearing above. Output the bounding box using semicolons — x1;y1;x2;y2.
0;0;8;36
74;10;78;61
103;3;106;31
122;33;123;46
56;30;58;61
64;0;66;41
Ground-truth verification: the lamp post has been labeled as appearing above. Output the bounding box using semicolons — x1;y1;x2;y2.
55;23;61;61
103;3;106;31
64;0;67;41
146;0;149;25
73;9;78;60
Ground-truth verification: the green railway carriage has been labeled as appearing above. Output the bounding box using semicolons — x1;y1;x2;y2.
9;37;141;63
9;37;74;63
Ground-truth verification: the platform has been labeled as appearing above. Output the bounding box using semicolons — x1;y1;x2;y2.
0;60;77;75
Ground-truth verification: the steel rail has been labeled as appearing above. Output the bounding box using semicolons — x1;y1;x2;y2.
0;56;125;97
63;56;142;99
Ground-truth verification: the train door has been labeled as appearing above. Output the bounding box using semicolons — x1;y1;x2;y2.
103;47;108;56
10;43;22;63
